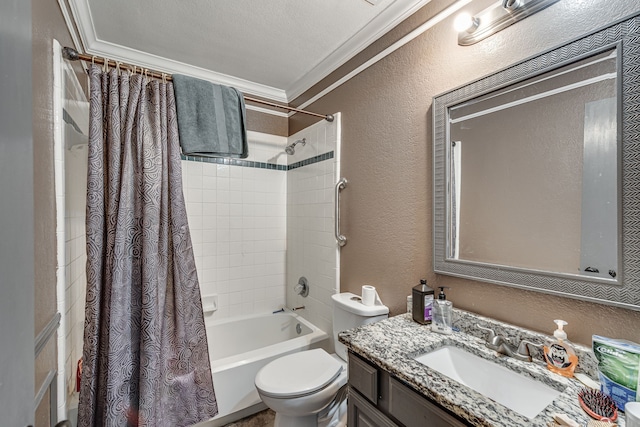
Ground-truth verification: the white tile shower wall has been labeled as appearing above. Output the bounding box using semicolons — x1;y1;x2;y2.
183;132;288;319
64;146;88;398
286;114;341;350
61;58;89;406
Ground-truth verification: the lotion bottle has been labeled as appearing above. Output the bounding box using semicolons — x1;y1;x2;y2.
543;319;578;378
432;287;453;334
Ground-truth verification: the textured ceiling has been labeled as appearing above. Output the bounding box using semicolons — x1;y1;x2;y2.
70;0;431;101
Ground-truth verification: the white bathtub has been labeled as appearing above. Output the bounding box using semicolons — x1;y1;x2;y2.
199;311;329;426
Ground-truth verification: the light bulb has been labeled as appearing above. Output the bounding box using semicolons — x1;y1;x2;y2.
453;13;479;33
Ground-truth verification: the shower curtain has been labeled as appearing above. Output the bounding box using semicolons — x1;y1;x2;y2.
78;65;217;427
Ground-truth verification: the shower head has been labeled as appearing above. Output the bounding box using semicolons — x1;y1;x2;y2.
285;138;306;155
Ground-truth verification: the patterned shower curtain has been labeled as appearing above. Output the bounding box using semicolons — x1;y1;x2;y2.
78;64;218;427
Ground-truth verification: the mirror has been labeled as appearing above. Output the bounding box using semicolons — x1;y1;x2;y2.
433;13;640;310
449;49;619;282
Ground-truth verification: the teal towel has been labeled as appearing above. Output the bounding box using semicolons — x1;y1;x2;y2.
172;74;248;158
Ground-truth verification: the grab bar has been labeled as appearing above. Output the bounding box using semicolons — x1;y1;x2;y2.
335;178;347;247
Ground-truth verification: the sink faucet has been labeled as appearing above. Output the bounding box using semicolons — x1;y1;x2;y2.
476;324;541;362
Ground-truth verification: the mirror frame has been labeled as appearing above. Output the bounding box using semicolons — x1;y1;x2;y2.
433;12;640;311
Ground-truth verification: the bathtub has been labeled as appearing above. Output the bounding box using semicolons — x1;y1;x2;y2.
200;311;329;426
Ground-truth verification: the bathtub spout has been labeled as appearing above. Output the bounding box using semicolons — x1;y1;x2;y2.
272;308;285;314
291;306;305;311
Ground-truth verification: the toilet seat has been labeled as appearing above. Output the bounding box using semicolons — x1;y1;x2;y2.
255;349;343;399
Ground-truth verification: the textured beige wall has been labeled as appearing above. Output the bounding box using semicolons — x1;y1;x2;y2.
246;109;288;136
291;0;640;346
32;0;83;416
33;0;76;335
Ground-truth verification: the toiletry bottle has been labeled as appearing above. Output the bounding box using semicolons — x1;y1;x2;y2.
543;319;578;378
432;287;453;334
412;279;434;325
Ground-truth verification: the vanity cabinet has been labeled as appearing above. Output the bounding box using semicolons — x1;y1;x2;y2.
348;352;470;427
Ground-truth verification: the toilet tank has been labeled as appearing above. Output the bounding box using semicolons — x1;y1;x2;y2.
331;292;389;361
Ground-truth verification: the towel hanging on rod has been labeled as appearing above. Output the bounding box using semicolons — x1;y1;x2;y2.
61;47;334;122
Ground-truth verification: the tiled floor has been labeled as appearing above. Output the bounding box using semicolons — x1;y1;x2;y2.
222;409;275;427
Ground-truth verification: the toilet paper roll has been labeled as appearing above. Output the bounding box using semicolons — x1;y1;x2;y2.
626;402;640;427
362;285;378;306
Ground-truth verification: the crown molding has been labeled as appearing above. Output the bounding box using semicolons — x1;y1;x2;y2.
87;39;289;102
65;0;288;103
296;0;471;111
285;0;432;101
66;0;96;53
64;0;440;114
57;0;84;51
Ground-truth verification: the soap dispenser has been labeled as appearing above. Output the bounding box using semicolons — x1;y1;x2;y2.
543;319;578;378
432;287;453;334
412;279;434;325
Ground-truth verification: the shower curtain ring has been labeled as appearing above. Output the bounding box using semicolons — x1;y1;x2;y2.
91;55;96;65
115;61;121;73
162;73;167;83
102;57;109;73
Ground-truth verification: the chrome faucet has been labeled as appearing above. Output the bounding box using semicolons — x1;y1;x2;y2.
476;324;541;362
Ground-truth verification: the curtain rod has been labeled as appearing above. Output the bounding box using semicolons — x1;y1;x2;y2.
61;47;333;122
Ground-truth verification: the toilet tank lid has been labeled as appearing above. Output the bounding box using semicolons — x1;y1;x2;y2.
332;292;389;316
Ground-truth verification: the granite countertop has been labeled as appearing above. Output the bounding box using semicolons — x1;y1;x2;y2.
339;310;626;427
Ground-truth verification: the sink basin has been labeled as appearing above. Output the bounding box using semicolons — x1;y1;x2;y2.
414;345;561;419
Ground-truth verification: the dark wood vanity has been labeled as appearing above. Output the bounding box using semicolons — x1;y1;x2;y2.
347;351;469;427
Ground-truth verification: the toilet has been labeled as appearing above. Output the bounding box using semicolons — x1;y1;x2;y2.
255;292;389;427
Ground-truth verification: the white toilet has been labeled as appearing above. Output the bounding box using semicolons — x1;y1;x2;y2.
255;292;389;427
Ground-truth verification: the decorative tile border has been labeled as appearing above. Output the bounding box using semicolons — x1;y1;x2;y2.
181;154;287;170
287;151;334;170
181;151;334;171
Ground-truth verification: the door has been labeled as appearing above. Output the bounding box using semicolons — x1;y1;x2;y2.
0;0;36;425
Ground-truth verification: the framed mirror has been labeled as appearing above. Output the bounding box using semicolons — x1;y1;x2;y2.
433;13;640;310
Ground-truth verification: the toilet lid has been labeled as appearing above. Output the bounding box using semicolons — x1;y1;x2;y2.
255;349;343;398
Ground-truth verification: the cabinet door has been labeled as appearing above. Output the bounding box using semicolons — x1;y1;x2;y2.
349;353;379;404
348;388;398;427
389;378;468;427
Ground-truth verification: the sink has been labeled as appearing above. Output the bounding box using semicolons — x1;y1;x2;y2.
414;345;561;419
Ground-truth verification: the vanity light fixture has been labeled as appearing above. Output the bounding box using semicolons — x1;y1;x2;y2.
456;0;560;46
453;12;479;33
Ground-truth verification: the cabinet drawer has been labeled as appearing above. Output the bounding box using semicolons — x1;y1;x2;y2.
348;387;397;427
348;353;379;404
388;377;468;427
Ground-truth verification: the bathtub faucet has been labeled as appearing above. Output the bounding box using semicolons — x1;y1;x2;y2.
291;306;305;311
272;308;285;314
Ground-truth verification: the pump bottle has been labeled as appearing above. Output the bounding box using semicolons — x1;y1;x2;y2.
432;287;453;334
543;319;578;377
